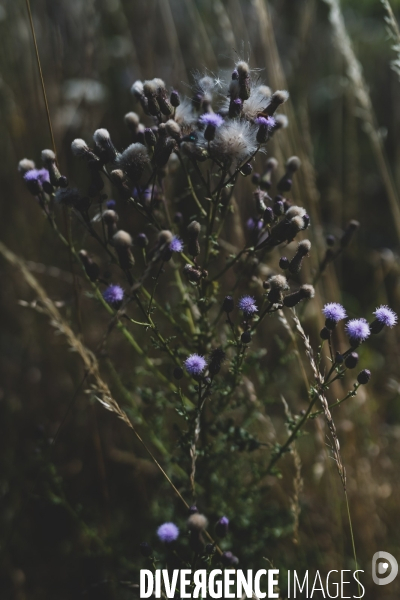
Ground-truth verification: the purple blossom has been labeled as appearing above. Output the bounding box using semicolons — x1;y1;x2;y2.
238;295;258;316
106;199;116;209
157;522;179;543
215;516;229;537
184;354;207;377
246;217;263;232
345;318;370;345
322;303;347;324
255;116;276;129
102;284;124;306
199;113;224;128
169;235;183;253
23;168;50;185
373;305;398;328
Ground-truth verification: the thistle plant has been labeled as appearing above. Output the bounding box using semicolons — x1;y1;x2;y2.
15;56;398;591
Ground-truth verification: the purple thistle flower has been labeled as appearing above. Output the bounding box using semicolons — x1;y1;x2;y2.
199;113;224;128
157;522;179;543
106;199;116;209
184;354;207;377
215;516;229;538
246;217;263;232
373;305;397;328
24;168;50;185
255;116;276;129
345;318;370;346
169;235;184;253
322;302;347;329
238;295;258;316
102;284;124;306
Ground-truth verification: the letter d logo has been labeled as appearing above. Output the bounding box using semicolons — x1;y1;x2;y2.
372;551;398;586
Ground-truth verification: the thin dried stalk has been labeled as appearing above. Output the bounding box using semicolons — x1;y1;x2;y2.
0;241;189;507
0;241;229;553
291;310;346;490
323;0;400;241
381;0;400;79
281;395;304;545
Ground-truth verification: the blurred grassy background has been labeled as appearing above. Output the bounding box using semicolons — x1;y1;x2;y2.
2;0;400;598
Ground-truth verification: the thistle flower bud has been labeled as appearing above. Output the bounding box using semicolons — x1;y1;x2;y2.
345;352;359;369
357;369;371;385
93;128;118;163
112;230;134;269
124;112;140;134
41;149;63;186
340;220;360;248
41;149;56;165
241;162;253;177
103;209;119;238
221;551;239;567
165;119;181;140
215;516;229;538
265;90;289;116
222;296;234;313
135;233;148;248
200;113;224;141
263;206;274;223
286;156;301;173
143;80;161;116
131;80;144;98
174;212;183;225
110;169;131;200
288;239;311;274
78;249;100;281
55;187;84;209
18;158;36;174
320;327;331;340
287;215;306;241
326;234;335;247
71;139;95;161
252;173;260;185
279;256;290;270
23;168;50;195
187;221;201;257
277;156;301;192
254;190;267;214
187;513;208;531
322;303;347;329
260;158;278;190
267;275;289;304
170;90;180;107
183;264;202;283
241;330;251;344
158;96;173;117
154;137;177;168
144;128;157;147
208;347;226;376
370;305;398;333
116;143;150;182
236;61;250;100
283;284;315;307
273;199;284;216
335;352;344;364
229;98;243;118
271;114;289;132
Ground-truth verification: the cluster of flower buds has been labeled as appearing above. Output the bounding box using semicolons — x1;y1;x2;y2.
18;150;68;200
142;510;235;563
